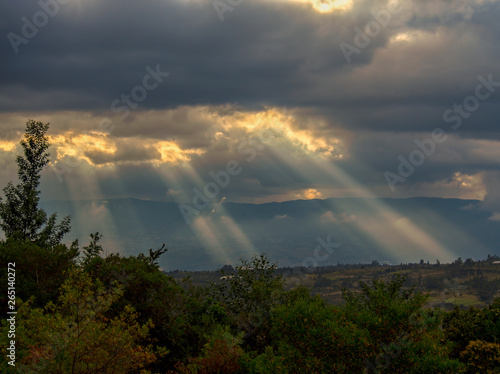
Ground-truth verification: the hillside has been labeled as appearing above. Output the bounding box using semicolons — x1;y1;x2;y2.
168;257;500;309
40;197;500;271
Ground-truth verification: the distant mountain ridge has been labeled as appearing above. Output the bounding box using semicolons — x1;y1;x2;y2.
39;197;499;271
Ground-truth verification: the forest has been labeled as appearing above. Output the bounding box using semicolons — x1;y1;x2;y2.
0;121;499;373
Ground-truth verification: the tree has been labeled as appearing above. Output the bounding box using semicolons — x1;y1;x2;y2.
0;239;79;311
209;254;285;352
0;268;164;373
268;295;367;373
173;326;245;374
464;258;474;266
443;297;500;363
137;243;168;267
81;232;103;264
341;275;463;373
460;340;500;373
0;119;70;246
82;249;199;371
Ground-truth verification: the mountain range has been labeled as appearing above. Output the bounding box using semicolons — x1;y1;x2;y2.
39;197;500;271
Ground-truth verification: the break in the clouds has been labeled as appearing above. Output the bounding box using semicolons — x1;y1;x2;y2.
2;0;500;264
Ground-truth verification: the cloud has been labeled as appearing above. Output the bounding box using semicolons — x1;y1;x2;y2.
488;212;500;221
296;188;323;200
0;141;16;152
1;0;500;209
274;214;288;219
83;140;162;165
480;171;500;211
320;211;356;223
1;0;498;125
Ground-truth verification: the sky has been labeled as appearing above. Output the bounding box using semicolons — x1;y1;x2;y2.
1;0;500;265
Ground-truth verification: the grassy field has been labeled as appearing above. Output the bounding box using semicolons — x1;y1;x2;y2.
167;259;500;309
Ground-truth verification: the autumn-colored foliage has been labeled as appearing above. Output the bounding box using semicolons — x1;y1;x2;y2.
460;340;500;373
0;269;164;373
174;326;244;374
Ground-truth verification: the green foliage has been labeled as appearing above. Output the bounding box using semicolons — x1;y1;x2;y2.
443;297;500;369
255;275;462;373
342;275;462;373
137;243;168;267
270;296;369;373
81;232;103;264
82;250;206;371
209;254;285;351
0;268;163;373
465;275;500;302
460;340;500;373
342;275;429;346
313;274;334;289
0;120;70;246
0;239;79;311
241;346;288;374
173;326;245;374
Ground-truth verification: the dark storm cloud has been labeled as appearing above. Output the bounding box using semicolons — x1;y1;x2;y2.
346;131;500;183
1;0;499;138
115;107;219;149
2;0;500;208
1;0;332;110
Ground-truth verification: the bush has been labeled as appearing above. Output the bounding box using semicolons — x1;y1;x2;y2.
174;326;245;374
460;340;500;373
0;269;163;373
